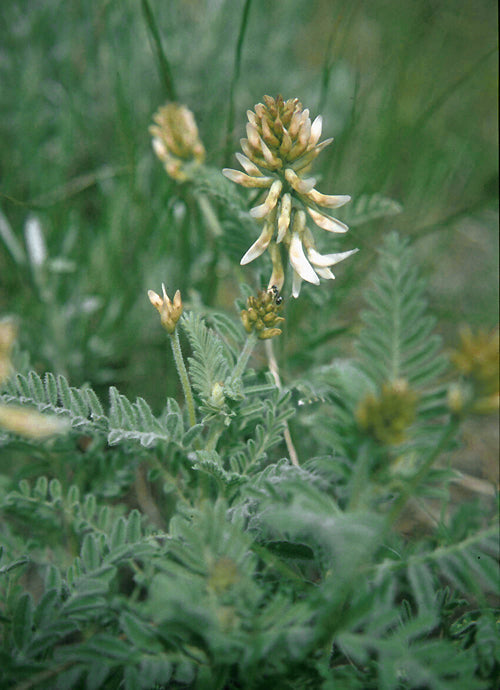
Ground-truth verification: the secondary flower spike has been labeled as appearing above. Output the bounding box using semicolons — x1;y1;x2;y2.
223;95;357;296
150;103;205;182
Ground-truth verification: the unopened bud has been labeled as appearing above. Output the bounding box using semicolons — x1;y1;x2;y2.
148;284;183;334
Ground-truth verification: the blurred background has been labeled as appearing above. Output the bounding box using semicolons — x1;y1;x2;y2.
0;0;497;443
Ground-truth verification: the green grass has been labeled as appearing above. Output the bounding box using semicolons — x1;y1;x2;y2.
0;0;497;403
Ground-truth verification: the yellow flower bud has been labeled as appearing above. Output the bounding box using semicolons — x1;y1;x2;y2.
356;379;418;445
148;284;183;334
240;288;285;340
450;326;499;414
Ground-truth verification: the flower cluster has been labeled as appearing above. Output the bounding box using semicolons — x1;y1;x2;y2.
150;103;205;182
240;288;285;340
356;379;418;445
449;326;499;414
223;95;357;296
148;284;183;334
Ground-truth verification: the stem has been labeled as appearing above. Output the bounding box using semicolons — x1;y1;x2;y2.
347;442;373;510
265;339;299;466
169;329;196;428
224;0;253;165
230;331;258;384
387;416;459;524
141;0;177;100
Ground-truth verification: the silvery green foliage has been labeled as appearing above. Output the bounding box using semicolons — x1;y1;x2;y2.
1;235;498;689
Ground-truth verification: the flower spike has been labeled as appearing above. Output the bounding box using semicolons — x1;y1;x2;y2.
223;95;357;296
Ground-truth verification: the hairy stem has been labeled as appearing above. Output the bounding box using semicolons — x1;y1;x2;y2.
230;331;258;383
387;416;460;524
265;339;299;466
169;329;196;428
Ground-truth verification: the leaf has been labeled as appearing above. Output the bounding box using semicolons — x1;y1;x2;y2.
126;509;142;543
181;312;230;402
12;592;34;650
110;517;127;550
182;423;204;447
263;541;315;560
343;193;402;227
33;588;59;627
81;534;101;572
407;562;437;617
121;611;162;652
356;233;447;388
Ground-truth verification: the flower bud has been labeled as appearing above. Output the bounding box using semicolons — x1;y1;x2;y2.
150;103;205;182
148;284;183;334
356;379;418;445
240;288;285;340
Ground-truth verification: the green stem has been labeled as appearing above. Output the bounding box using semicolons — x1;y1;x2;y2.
230;332;258;384
387;416;459;524
169;329;196;428
141;0;177;101
224;0;253;165
347;442;373;511
205;422;224;452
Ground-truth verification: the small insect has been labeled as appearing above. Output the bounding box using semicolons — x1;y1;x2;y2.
268;285;283;306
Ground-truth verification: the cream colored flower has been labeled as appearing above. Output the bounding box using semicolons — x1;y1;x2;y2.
0;405;68;439
0;319;17;385
0;319;68;439
148;284;183;334
223;95;357;296
150;103;205;182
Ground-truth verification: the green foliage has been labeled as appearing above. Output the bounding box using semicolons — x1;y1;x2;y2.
343;194;403;228
356;232;447;388
181;312;231;405
0;1;498;688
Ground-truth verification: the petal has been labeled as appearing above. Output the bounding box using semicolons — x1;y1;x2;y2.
152;137;167;160
298;115;312;147
315;267;335;280
288;109;302;138
250;179;283;218
222;169;273;188
246;122;261;149
307;247;359;267
235;153;263;176
292;270;303;298
309;115;323;146
289;233;320;284
148;289;162;310
246;110;258;126
267;242;285;291
284;168;316;193
304;189;351;208
277;193;292;243
259;136;282;168
240;139;266;168
240;221;274;265
307;208;349;233
291;138;334;173
279;129;293;156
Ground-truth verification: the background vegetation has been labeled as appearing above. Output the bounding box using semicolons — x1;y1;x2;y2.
0;1;498;688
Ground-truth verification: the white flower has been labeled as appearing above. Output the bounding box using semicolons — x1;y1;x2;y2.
222;95;357;296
